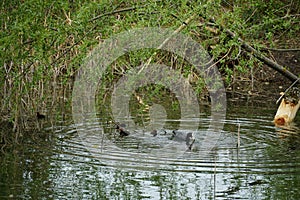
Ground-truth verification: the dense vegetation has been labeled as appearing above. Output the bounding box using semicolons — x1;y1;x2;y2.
1;0;299;138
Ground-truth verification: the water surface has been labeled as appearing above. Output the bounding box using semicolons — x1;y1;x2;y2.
1;103;300;199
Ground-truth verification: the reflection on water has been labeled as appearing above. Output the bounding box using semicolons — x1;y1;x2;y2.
1;104;300;199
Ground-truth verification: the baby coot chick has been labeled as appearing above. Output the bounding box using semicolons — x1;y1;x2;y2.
150;129;167;137
185;132;195;150
171;130;195;150
115;123;130;137
150;129;158;137
36;112;46;120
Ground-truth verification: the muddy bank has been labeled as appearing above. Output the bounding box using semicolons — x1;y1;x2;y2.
227;50;300;103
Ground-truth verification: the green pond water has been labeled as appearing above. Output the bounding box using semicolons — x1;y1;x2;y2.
1;103;300;199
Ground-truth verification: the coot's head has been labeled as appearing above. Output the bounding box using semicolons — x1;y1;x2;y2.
151;130;158;137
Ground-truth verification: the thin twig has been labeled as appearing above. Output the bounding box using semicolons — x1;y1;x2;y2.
237;121;240;148
244;8;258;24
206;45;233;70
281;13;300;19
276;78;300;104
89;7;138;22
101;128;104;152
262;47;300;52
137;14;197;74
214;156;216;200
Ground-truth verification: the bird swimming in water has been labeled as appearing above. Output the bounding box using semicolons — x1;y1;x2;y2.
150;129;158;137
115;123;130;137
150;129;167;137
171;130;195;150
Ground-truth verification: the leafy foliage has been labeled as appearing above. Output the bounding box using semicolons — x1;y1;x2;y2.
0;0;299;132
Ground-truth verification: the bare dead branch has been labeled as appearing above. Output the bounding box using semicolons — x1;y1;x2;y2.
206;18;299;82
89;7;137;22
262;47;300;52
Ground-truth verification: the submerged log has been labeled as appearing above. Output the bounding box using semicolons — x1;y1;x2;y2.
274;87;300;125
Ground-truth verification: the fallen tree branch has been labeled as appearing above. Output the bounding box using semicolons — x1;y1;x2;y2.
262;47;300;52
207;18;299;82
89;6;137;22
226;29;298;82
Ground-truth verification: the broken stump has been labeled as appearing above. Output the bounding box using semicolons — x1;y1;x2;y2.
274;87;300;125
